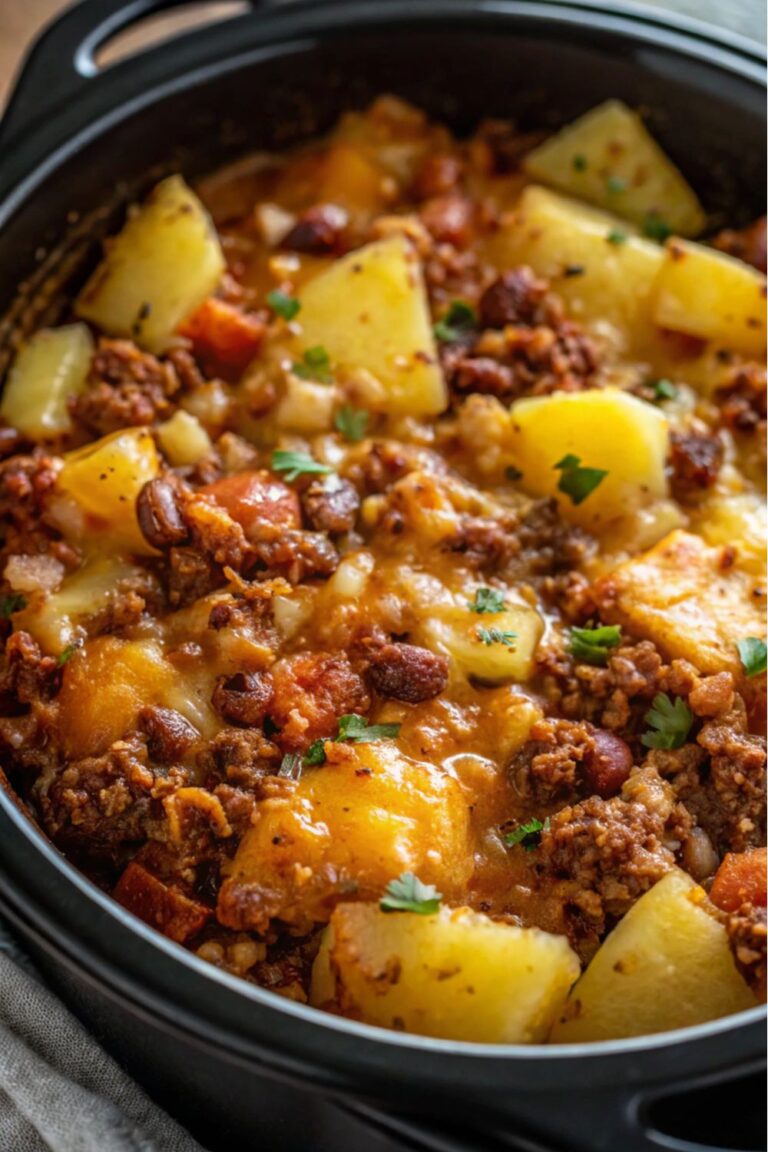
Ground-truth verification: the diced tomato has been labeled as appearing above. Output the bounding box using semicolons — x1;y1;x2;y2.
202;470;301;539
179;297;265;377
114;861;211;944
710;847;767;913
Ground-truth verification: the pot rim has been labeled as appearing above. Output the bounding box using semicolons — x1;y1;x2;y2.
0;0;765;1094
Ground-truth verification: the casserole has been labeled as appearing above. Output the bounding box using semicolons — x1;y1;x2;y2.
0;2;765;1149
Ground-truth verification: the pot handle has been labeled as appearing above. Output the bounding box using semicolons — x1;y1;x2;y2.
0;0;263;150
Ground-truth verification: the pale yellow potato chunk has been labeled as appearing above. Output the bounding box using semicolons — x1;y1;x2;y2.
156;409;212;466
596;529;766;677
297;236;447;417
76;176;225;353
486;185;664;352
311;904;580;1043
653;240;766;357
524;100;705;236
426;603;544;683
57;427;159;556
508;388;669;529
0;324;93;438
218;742;471;934
551;870;756;1043
694;491;767;578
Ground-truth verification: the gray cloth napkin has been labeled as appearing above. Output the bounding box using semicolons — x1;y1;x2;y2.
0;923;204;1152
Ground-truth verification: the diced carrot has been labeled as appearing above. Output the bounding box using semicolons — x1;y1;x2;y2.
114;861;211;943
179;296;265;377
202;470;301;539
710;848;767;913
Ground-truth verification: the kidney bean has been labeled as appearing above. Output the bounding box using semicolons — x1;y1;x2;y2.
137;478;189;549
212;671;274;727
583;729;633;798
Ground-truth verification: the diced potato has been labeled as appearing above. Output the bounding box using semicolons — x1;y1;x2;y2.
0;324;93;438
311;903;580;1043
694;491;767;577
296;236;447;417
57;427;159;555
551;870;757;1042
595;529;766;678
156;409;212;466
76;176;225;353
508;388;669;529
426;603;543;683
317;144;385;213
217;742;471;934
524;100;705;236
273;373;336;433
486;185;664;352
652;239;766;357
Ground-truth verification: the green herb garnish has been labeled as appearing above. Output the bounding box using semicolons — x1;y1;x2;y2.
434;299;477;343
569;624;622;666
380;872;442;915
606;176;627;193
572;154;588;172
652;378;678;402
0;594;26;618
303;713;401;766
57;643;80;667
504;817;550;851
554;454;608;506
267;289;301;321
477;627;517;648
293;345;332;382
737;637;767;678
304;740;328;766
641;693;693;750
643;213;672;242
271;449;333;482
606;229;628;246
468;587;506;615
334;405;369;443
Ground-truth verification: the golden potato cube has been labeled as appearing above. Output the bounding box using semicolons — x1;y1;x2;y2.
508;388;669;529
311;903;580;1043
652;239;766;357
524;100;705;236
76;176;225;353
156;409;212;466
486;185;664;351
694;492;767;578
0;324;93;439
296;236;447;417
57;427;159;555
426;603;544;683
596;529;766;677
551;870;756;1043
317;144;385;213
218;742;471;934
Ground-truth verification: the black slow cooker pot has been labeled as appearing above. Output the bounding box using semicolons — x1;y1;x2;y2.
0;3;765;1150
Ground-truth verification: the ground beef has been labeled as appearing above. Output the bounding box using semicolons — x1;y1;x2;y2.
366;642;449;703
537;638;665;732
166;547;220;609
449;356;516;399
212;671;274;727
711;216;767;273
249;530;339;583
510;717;633;804
411;153;464;200
478;268;549;329
669;429;724;499
693;713;766;853
301;477;360;535
269;652;369;753
0;451;58;529
715;363;767;434
0;630;60;709
419;194;474;248
199;727;281;791
726;902;767;999
71;339;180;436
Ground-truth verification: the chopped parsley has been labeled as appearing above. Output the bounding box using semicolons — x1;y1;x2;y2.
606;228;628;246
267;289;301;321
304;713;402;766
643;212;672;242
641;693;693;750
468;587;506;614
278;752;302;780
572;154;588;172
569;624;622;666
334;405;369;443
652;378;678;402
504;817;550;851
737;637;767;678
271;449;333;482
505;465;523;482
434;299;477;343
0;594;26;618
476;626;517;648
554;454;608;506
57;643;80;667
380;872;442;915
606;175;627;194
293;345;332;382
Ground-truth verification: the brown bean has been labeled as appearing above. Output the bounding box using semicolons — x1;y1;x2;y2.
412;154;464;200
301;477;360;535
137;478;189;549
139;706;199;762
478;268;548;329
367;642;449;703
212;671;274;727
281;204;348;254
583;729;633;798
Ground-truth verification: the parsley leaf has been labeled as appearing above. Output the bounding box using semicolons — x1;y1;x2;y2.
737;637;767;678
554;454;608;506
267;289;301;321
293;345;332;382
380;872;442;915
641;693;693;749
572;154;588;172
334;405;369;443
0;593;26;618
606;228;628;245
271;449;333;483
477;626;517;648
336;713;401;743
304;740;328;766
606;175;627;193
504;817;550;851
57;643;80;667
569;624;622;666
468;587;506;614
643;213;672;242
652;378;678;402
434;300;477;343
278;752;303;780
